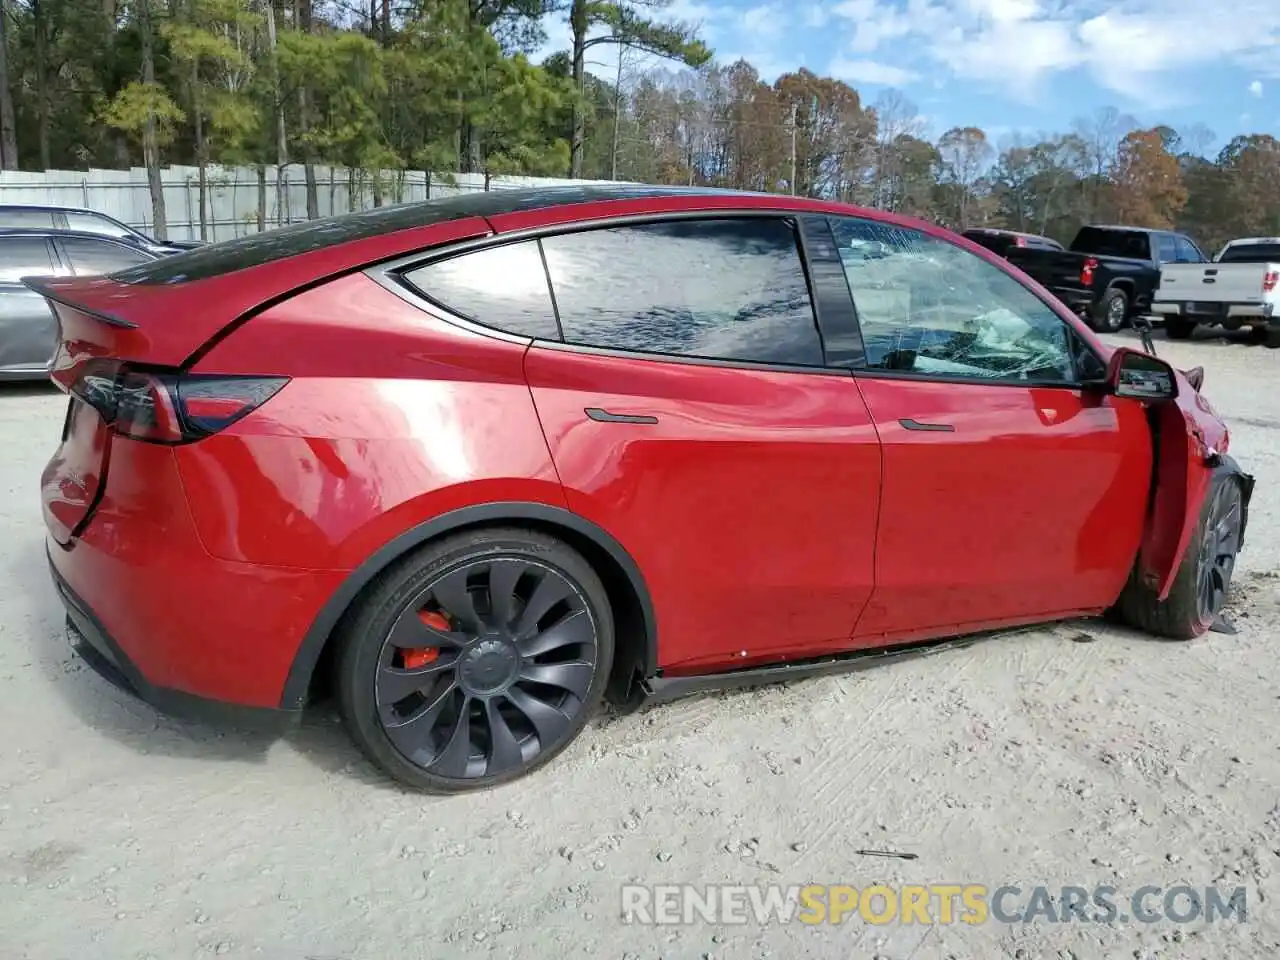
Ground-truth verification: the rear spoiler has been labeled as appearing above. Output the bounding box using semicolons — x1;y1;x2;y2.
22;275;137;329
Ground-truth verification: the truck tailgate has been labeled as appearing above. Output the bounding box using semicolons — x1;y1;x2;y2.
1156;262;1278;304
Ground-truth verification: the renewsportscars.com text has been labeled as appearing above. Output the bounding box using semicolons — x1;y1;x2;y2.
620;883;1248;926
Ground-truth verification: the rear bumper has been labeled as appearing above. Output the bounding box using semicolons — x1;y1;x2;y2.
42;435;349;712
1151;301;1277;324
1050;288;1095;313
50;548;300;730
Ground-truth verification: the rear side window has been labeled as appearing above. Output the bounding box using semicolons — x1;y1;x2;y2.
401;241;559;340
0;208;57;229
1071;227;1151;260
540;217;824;367
0;237;55;281
964;232;1012;256
64;210;132;239
1174;236;1203;262
60;237;151;275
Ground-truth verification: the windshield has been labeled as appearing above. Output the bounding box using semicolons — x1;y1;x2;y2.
1070;227;1150;260
1218;243;1280;263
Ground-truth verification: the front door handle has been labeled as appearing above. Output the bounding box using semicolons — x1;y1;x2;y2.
899;418;954;432
585;407;659;425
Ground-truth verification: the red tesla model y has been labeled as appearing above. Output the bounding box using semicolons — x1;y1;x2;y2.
30;186;1253;791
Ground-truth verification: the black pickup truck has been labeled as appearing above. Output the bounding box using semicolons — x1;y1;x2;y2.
1004;225;1208;332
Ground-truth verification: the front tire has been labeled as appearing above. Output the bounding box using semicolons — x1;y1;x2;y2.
1116;473;1244;639
1091;287;1129;333
336;527;614;792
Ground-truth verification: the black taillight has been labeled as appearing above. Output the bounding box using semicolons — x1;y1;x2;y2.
69;364;287;444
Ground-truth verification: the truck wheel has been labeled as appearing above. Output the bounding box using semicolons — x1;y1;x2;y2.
1115;473;1244;640
1265;328;1280;349
1091;288;1128;333
1165;316;1195;340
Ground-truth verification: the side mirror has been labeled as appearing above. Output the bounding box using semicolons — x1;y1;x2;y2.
1106;347;1179;401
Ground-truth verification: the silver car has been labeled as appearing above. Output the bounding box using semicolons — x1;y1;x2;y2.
0;229;159;381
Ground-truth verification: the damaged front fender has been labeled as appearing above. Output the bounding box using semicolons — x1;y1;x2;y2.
1137;393;1253;600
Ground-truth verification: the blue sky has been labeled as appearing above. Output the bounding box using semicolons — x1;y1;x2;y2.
539;0;1279;155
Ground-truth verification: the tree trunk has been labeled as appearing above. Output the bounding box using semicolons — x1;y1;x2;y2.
256;163;266;231
266;4;289;225
138;0;167;238
0;0;19;170
296;0;319;218
569;0;587;178
610;40;624;180
33;0;50;170
194;71;208;241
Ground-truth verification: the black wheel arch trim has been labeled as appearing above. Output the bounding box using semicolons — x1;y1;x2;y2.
279;501;659;710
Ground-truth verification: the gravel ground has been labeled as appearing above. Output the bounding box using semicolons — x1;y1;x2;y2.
2;327;1279;960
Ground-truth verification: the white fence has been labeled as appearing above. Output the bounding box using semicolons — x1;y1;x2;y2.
0;165;638;243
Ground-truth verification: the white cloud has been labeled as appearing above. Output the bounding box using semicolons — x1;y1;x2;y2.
742;2;787;37
1249;80;1263;97
828;56;918;86
828;0;1280;105
804;4;831;27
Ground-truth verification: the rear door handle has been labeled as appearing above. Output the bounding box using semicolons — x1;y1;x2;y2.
899;418;954;432
585;407;659;425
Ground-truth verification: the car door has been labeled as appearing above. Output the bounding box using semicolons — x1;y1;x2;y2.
55;236;154;276
825;214;1153;643
0;235;60;373
504;215;884;674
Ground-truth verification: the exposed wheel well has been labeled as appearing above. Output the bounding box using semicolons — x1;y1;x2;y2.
298;513;654;712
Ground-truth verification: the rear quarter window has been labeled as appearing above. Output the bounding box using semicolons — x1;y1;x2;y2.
539;217;824;367
400;241;560;340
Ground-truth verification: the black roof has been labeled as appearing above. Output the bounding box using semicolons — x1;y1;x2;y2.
111;184;743;286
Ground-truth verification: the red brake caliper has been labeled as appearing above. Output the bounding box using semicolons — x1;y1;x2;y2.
401;611;449;670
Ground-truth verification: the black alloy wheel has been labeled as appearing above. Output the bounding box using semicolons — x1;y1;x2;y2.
338;529;613;791
1194;479;1242;625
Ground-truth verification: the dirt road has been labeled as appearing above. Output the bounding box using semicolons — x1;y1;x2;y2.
2;328;1279;959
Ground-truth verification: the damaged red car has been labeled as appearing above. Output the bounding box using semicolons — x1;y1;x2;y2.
31;186;1254;792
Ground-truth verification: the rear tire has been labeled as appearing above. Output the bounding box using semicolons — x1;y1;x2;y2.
1091;287;1128;333
1115;473;1244;640
336;527;614;792
1165;316;1195;340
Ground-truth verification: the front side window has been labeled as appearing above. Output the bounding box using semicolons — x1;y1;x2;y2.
401;240;559;340
540;217;824;367
829;216;1079;383
1156;234;1177;262
60;237;151;275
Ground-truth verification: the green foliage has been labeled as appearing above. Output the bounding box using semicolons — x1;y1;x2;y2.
100;81;185;145
0;0;1269;253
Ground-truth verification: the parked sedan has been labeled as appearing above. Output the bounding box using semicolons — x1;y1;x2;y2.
0;203;201;256
29;186;1253;793
0;229;160;380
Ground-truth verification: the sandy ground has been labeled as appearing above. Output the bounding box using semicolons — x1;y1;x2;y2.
2;327;1279;960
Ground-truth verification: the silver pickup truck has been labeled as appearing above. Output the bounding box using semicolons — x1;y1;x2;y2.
1151;236;1280;346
